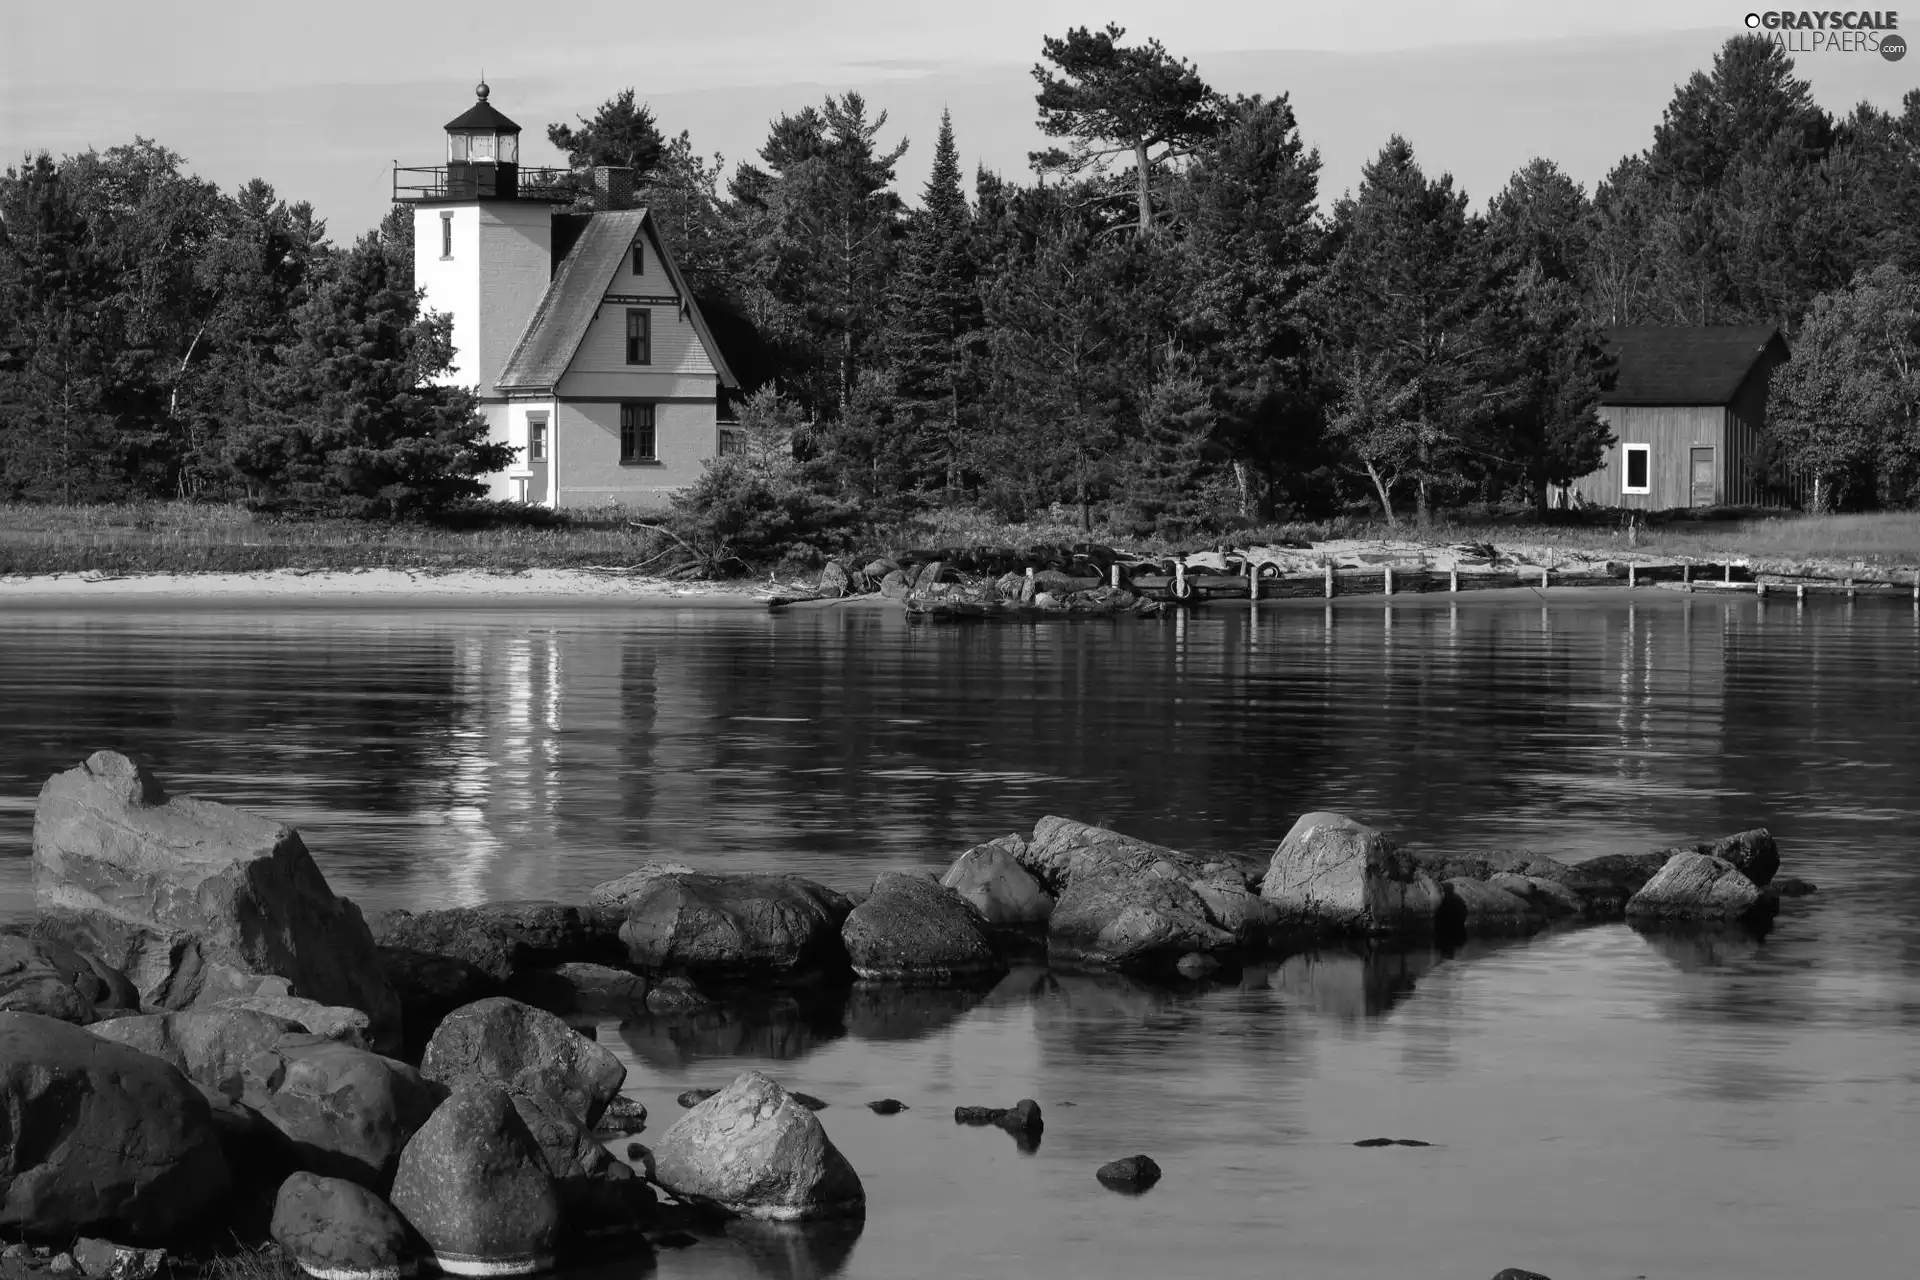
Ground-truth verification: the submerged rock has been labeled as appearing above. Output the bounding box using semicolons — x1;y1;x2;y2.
1438;878;1544;936
389;1087;559;1277
504;964;648;1016
1553;851;1675;916
270;1173;414;1280
1095;1155;1161;1192
618;873;853;983
1690;828;1779;888
653;1071;865;1221
939;837;1054;925
841;873;1004;982
0;931;139;1025
1775;876;1818;897
1625;853;1775;923
677;1088;719;1109
31;751;401;1054
1047;870;1233;973
867;1099;907;1115
644;976;713;1013
0;1011;231;1243
420;998;626;1130
594;1095;648;1136
1354;1138;1433;1147
1259;812;1443;936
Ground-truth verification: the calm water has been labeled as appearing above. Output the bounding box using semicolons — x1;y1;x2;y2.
3;595;1919;1279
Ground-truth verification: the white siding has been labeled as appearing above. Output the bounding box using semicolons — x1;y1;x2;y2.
561;301;717;382
554;399;720;512
414;207;480;387
412;202;552;395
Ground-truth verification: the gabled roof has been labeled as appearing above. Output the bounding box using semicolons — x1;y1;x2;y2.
495;208;738;392
1600;325;1787;406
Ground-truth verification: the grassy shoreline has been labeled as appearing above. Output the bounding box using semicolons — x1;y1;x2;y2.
6;502;1920;581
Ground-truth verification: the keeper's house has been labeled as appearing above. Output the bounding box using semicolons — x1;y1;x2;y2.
1567;325;1790;511
394;83;738;509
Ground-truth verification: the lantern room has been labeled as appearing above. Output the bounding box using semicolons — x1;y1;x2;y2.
443;82;522;199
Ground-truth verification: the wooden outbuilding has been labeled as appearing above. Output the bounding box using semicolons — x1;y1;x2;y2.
1566;325;1790;511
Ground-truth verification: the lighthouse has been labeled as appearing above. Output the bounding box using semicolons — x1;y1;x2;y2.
393;84;738;508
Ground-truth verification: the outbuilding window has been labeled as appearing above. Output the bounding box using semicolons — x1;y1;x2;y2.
527;413;547;462
440;213;453;260
632;241;645;276
1623;444;1651;495
620;403;656;462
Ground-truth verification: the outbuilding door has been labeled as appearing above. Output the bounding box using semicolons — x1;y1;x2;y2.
1690;448;1715;508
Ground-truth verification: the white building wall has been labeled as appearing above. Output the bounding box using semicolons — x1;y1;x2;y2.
412;202;552;395
414;206;480;387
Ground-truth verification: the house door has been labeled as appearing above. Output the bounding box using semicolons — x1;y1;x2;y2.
1690;448;1715;508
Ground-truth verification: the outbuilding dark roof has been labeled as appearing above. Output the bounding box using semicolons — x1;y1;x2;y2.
1600;325;1786;406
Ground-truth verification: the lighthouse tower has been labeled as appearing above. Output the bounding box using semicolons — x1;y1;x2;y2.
393;84;738;508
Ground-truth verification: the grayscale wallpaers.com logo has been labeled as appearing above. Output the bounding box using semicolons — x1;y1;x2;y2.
1744;10;1906;59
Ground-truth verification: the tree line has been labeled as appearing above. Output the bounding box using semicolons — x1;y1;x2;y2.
3;29;1918;527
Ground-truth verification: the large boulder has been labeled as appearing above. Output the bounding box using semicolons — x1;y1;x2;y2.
270;1173;414;1280
841;874;1004;982
1259;813;1443;936
0;1011;231;1243
508;1093;653;1232
242;1035;444;1190
1047;870;1233;973
1686;829;1779;888
420;997;625;1129
89;1006;301;1099
389;1087;559;1277
583;862;696;914
1438;879;1545;936
0;931;139;1024
1625;853;1776;924
1018;816;1206;894
616;873;852;983
31;752;401;1054
653;1071;864;1221
939;837;1054;926
369;903;618;985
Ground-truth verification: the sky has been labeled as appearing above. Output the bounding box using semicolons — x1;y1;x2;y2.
3;1;1916;238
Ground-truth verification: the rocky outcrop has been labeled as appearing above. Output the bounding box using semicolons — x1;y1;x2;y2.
1625;853;1775;924
1259;812;1443;936
1438;879;1544;936
389;1087;559;1278
370;903;617;985
419;998;625;1129
0;931;139;1024
939;837;1053;925
841;873;1004;982
31;752;401;1054
617;873;853;983
270;1173;414;1280
0;1011;231;1243
1047;871;1234;973
653;1072;865;1221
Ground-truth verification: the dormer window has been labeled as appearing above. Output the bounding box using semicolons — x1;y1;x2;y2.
632;241;644;276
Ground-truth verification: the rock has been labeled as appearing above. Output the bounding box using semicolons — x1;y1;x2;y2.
1554;851;1675;916
1694;829;1780;888
584;863;699;915
1047;870;1233;973
617;873;852;983
997;1099;1042;1135
1487;873;1584;919
194;1083;294;1189
1017;816;1207;894
1411;850;1568;883
1174;952;1219;979
1188;877;1278;945
817;561;851;599
993;572;1024;600
1489;1271;1553;1280
1259;812;1444;936
212;996;371;1048
505;964;648;1016
1626;853;1775;923
420;997;626;1129
89;1006;301;1099
939;837;1054;926
1;1244;26;1260
370;902;614;985
644;977;713;1013
69;1240;164;1280
240;1035;446;1191
270;1173;413;1280
49;1255;75;1275
31;752;401;1054
1094;1155;1161;1192
1353;1138;1432;1147
371;947;500;1062
389;1087;559;1277
0;1011;231;1242
508;1094;653;1234
953;1106;1003;1125
1438;879;1544;936
909;560;946;594
791;1093;828;1112
867;1100;906;1115
653;1071;864;1221
841;873;1004;982
0;931;139;1024
594;1095;648;1136
677;1089;718;1109
1776;876;1818;897
878;569;910;599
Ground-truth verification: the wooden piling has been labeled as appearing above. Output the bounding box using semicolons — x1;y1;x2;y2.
1110;563;1120;589
1724;562;1732;584
1540;565;1550;590
1847;577;1856;600
1449;568;1459;593
1175;562;1189;599
1628;563;1636;588
1682;563;1691;591
1797;584;1806;603
1324;563;1334;599
1383;566;1394;596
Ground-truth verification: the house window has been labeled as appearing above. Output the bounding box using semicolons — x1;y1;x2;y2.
631;241;644;276
620;404;656;462
625;309;651;365
527;414;548;462
717;427;743;457
440;213;453;260
1623;444;1651;495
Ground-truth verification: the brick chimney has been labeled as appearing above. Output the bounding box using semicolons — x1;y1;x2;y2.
591;166;634;211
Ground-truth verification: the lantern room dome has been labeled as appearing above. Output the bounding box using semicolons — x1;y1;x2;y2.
445;82;521;134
